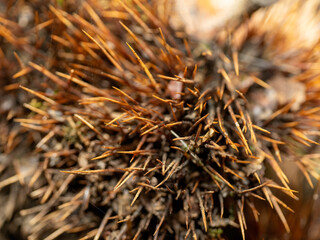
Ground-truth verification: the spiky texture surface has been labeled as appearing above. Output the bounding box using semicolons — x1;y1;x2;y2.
0;0;319;239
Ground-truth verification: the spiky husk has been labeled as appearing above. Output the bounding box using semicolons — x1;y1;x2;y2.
0;0;319;239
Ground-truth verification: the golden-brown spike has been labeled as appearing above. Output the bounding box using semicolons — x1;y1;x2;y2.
232;51;239;76
126;43;159;90
197;190;207;232
20;86;57;105
82;30;124;72
74;114;104;139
